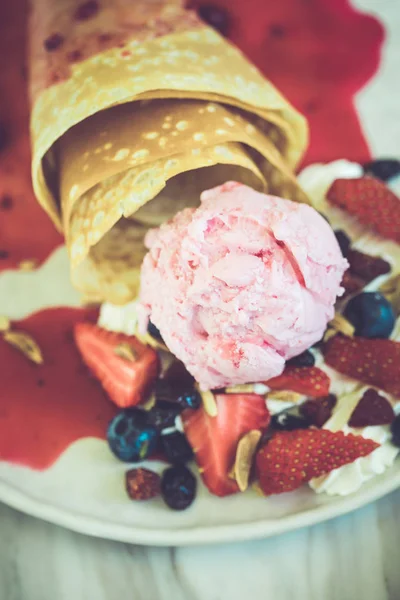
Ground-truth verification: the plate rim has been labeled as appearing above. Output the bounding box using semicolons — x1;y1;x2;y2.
0;466;399;546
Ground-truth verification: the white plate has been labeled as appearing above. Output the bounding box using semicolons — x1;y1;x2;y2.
1;0;400;543
1;244;400;546
0;436;400;546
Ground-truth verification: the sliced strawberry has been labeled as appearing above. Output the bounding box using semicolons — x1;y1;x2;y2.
256;429;379;495
324;335;400;397
347;249;391;284
266;366;330;397
300;394;337;428
182;394;270;497
327;177;400;244
74;323;160;408
348;388;395;428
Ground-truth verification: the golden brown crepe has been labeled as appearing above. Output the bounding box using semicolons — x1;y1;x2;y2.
29;0;309;304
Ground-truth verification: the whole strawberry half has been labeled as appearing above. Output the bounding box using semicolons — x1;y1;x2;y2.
74;323;160;408
256;429;379;495
324;335;400;397
327;177;400;243
266;366;330;397
182;394;270;497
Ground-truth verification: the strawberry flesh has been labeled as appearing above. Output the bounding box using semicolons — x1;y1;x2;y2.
256;429;379;495
74;323;160;408
266;366;330;397
182;394;270;497
327;177;400;244
324;335;400;397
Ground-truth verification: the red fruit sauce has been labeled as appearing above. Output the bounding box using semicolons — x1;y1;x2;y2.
0;308;117;470
0;0;385;469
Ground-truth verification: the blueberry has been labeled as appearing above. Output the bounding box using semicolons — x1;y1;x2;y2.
334;230;351;258
271;411;310;431
363;159;400;182
161;431;193;464
344;292;395;339
147;321;164;343
154;379;201;410
146;402;181;431
286;349;315;368
161;465;197;510
391;415;400;447
107;409;159;462
197;4;230;36
177;389;202;410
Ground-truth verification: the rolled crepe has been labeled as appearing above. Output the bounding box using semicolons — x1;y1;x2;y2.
29;0;309;304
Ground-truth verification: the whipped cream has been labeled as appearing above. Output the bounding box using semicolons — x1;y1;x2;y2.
300;160;400;496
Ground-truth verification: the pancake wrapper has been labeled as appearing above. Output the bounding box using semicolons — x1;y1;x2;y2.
29;0;310;304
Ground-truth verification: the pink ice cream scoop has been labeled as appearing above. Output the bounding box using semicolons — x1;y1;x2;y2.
139;182;348;390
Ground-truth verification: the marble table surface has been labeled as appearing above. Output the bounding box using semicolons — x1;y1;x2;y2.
1;1;400;599
1;489;399;600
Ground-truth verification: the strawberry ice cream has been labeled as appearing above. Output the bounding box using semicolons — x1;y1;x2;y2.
139;182;348;390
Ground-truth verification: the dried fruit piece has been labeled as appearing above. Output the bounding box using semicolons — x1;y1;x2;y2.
300;394;337;428
125;468;161;501
200;390;218;417
347;249;391;283
232;430;262;492
327;177;400;243
324;335;400;397
0;315;10;332
266;366;330;397
348;388;395;427
329;313;355;337
3;330;43;364
18;259;38;271
114;342;138;361
256;429;379;495
266;390;304;403
380;274;400;314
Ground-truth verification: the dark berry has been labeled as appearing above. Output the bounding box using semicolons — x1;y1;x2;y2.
269;24;285;38
44;33;64;52
0;250;9;260
125;468;161;501
74;0;99;21
0;122;9;153
344;292;395;339
177;389;202;410
107;409;159;462
271;411;310;431
363;159;400;182
300;395;337;428
147;321;164;343
198;4;230;36
286;350;315;368
154;379;201;410
146;402;181;431
390;415;400;447
0;195;13;210
164;361;195;388
334;230;351;258
161;465;197;510
347;249;391;283
161;431;193;464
